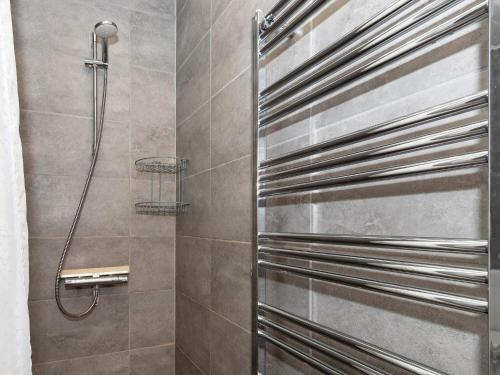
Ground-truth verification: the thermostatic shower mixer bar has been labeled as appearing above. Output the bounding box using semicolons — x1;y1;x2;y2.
252;0;500;374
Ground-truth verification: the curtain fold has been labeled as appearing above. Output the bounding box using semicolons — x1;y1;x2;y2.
0;0;32;373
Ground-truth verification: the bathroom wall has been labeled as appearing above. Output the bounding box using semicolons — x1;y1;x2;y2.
175;0;274;373
12;0;177;373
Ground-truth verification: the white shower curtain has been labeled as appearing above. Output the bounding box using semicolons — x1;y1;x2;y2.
0;0;32;373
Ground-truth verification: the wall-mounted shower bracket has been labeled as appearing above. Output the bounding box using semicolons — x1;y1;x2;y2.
84;59;108;69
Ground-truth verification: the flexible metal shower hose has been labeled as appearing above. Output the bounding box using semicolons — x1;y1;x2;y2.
54;69;108;319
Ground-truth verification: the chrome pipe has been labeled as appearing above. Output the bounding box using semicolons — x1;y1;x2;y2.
258;316;389;375
259;121;488;182
92;32;97;156
259;0;414;97
259;2;489;126
260;0;462;106
259;92;488;167
258;260;488;313
259;246;488;283
259;232;488;254
64;275;128;287
258;302;446;375
258;330;345;375
258;150;488;197
260;0;308;39
260;0;329;53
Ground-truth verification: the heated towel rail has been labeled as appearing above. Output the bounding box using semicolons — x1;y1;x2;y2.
252;0;500;373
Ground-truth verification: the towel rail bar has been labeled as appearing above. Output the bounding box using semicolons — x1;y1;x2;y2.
258;260;488;313
259;2;488;126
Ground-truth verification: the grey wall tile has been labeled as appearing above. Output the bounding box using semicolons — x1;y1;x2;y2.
20;111;129;179
131;67;175;129
176;34;210;124
129;0;175;16
33;351;129;375
176;0;211;68
211;0;232;24
29;237;129;301
176;236;212;306
25;175;130;237
30;294;129;363
176;103;210;176
211;68;251;167
176;293;211;374
176;347;205;375
210;312;251;375
211;156;252;241
211;240;251;330
130;237;175;292
130;344;175;375
131;11;175;72
210;0;255;93
177;171;212;238
130;290;175;348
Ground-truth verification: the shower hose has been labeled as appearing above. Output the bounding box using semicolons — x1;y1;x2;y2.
54;68;108;319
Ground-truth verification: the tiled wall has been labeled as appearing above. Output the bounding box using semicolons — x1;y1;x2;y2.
12;0;177;373
175;0;274;373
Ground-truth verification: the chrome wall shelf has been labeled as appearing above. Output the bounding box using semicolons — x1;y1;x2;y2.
134;156;189;216
252;0;499;373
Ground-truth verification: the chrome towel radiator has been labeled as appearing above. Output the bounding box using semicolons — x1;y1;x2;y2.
252;0;500;373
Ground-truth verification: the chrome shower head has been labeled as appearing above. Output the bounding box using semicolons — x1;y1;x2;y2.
94;21;118;39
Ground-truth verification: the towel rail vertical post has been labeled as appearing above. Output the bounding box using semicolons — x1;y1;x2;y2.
490;1;500;373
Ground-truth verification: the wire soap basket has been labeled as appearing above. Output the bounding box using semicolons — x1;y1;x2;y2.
134;157;189;216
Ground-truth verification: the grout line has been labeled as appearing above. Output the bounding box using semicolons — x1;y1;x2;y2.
210;64;251;99
178;291;252;335
177;346;207;375
181;153;251;181
211;0;237;28
129;63;175;75
176;234;251;245
176;98;211;129
32;349;132;367
176;29;211;72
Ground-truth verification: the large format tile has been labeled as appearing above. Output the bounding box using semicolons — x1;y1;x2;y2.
211;0;232;24
176;34;210;124
29;294;129;363
176;347;204;375
29;237;129;301
20;111;129;179
211;68;252;167
131;66;175;129
130;290;175;348
210;312;251;375
130;344;175;375
211;0;256;93
33;351;129;375
211;240;251;329
25;175;130;238
129;0;175;16
131;11;175;72
177;171;212;238
176;0;211;68
176;293;211;374
130;236;175;292
176;103;210;176
176;236;212;306
211;156;252;241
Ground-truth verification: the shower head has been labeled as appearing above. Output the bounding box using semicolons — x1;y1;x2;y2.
94;21;118;39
